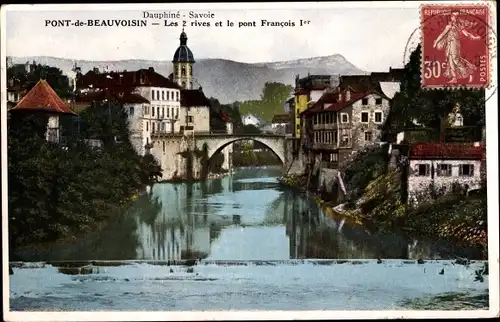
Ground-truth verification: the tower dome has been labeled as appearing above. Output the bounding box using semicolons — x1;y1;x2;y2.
172;29;195;63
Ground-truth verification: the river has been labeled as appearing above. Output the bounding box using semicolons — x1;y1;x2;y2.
9;167;489;311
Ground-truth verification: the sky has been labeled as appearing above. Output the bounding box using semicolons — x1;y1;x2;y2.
3;2;423;72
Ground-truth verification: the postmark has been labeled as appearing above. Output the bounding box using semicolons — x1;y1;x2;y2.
420;4;492;90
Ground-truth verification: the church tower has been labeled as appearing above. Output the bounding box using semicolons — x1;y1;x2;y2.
172;29;195;89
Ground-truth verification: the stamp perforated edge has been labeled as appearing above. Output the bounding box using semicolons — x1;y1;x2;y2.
419;2;496;91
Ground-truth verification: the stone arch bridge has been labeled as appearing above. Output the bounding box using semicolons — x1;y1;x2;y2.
150;132;301;181
194;133;287;164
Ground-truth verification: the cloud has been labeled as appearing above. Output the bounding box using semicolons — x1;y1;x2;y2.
5;5;420;71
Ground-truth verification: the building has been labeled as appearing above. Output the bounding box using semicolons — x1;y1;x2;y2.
407;142;485;202
8;79;77;143
271;113;292;135
241;113;262;127
299;69;403;168
293;74;334;139
75;67;183;155
171;29;195;90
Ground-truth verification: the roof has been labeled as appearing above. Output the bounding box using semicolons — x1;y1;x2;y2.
76;68;181;91
301;89;386;116
272;113;291;123
10;79;77;115
409;143;485;160
180;89;210;107
76;90;150;104
173;31;195;63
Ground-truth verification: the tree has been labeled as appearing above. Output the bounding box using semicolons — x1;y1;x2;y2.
7;63;72;99
383;44;485;139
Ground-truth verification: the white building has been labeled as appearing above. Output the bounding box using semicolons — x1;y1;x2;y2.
242;114;262;127
407;142;485;202
76;68;182;156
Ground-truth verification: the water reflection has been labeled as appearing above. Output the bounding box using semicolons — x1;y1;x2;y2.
14;167;482;261
133;167;412;261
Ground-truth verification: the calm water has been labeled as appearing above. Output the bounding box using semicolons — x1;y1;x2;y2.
9;167;489;311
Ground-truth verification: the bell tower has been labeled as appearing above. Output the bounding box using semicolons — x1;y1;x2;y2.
172;28;195;89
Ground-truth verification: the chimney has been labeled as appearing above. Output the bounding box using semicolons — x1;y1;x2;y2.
346;89;351;101
93;67;99;74
199;86;203;92
148;67;155;72
338;93;342;101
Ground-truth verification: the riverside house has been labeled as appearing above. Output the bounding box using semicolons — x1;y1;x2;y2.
8;79;77;144
299;69;403;169
406;142;485;202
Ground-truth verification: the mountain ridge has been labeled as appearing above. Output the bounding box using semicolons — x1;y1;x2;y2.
9;54;366;104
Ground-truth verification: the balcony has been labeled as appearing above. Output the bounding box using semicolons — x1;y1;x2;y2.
312;123;336;130
312;142;337;150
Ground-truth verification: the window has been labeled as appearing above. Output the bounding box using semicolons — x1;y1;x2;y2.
362;98;368;105
341;113;349;123
416;164;430;176
330;153;338;162
167;91;170;101
296;124;300;130
190;81;193;88
437;163;452;176
161;123;166;131
163;141;165;152
129;106;134;116
182;81;186;88
162;107;165;117
162;91;165;100
181;66;186;76
175;108;179;118
176;92;179;101
152;107;155;117
166;107;170;118
187;116;193;123
157;107;160;118
375;98;382;105
152;90;155;101
146;122;149;132
374;112;383;123
171;108;174;118
364;131;372;141
361;112;369;123
459;164;474;176
152;122;155;133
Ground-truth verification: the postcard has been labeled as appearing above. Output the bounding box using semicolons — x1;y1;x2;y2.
1;1;498;321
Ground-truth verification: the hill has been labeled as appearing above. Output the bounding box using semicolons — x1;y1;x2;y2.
9;54;366;105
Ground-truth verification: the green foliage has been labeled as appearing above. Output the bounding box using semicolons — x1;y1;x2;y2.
7;63;72;99
237;82;293;122
7;75;162;249
383;44;485;138
340;145;390;204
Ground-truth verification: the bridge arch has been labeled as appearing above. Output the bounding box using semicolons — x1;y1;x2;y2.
196;136;287;166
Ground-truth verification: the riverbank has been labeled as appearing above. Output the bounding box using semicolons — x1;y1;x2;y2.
279;173;487;259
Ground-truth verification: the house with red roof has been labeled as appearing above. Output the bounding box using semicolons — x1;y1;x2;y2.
9;79;77;144
300;86;392;168
297;69;404;168
407;142;485;202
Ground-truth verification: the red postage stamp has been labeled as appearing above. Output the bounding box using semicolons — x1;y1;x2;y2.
420;4;491;89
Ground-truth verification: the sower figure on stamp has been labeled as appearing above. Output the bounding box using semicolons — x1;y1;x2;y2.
433;12;482;84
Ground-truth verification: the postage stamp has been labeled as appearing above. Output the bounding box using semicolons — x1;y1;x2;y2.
1;1;498;321
420;4;492;89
